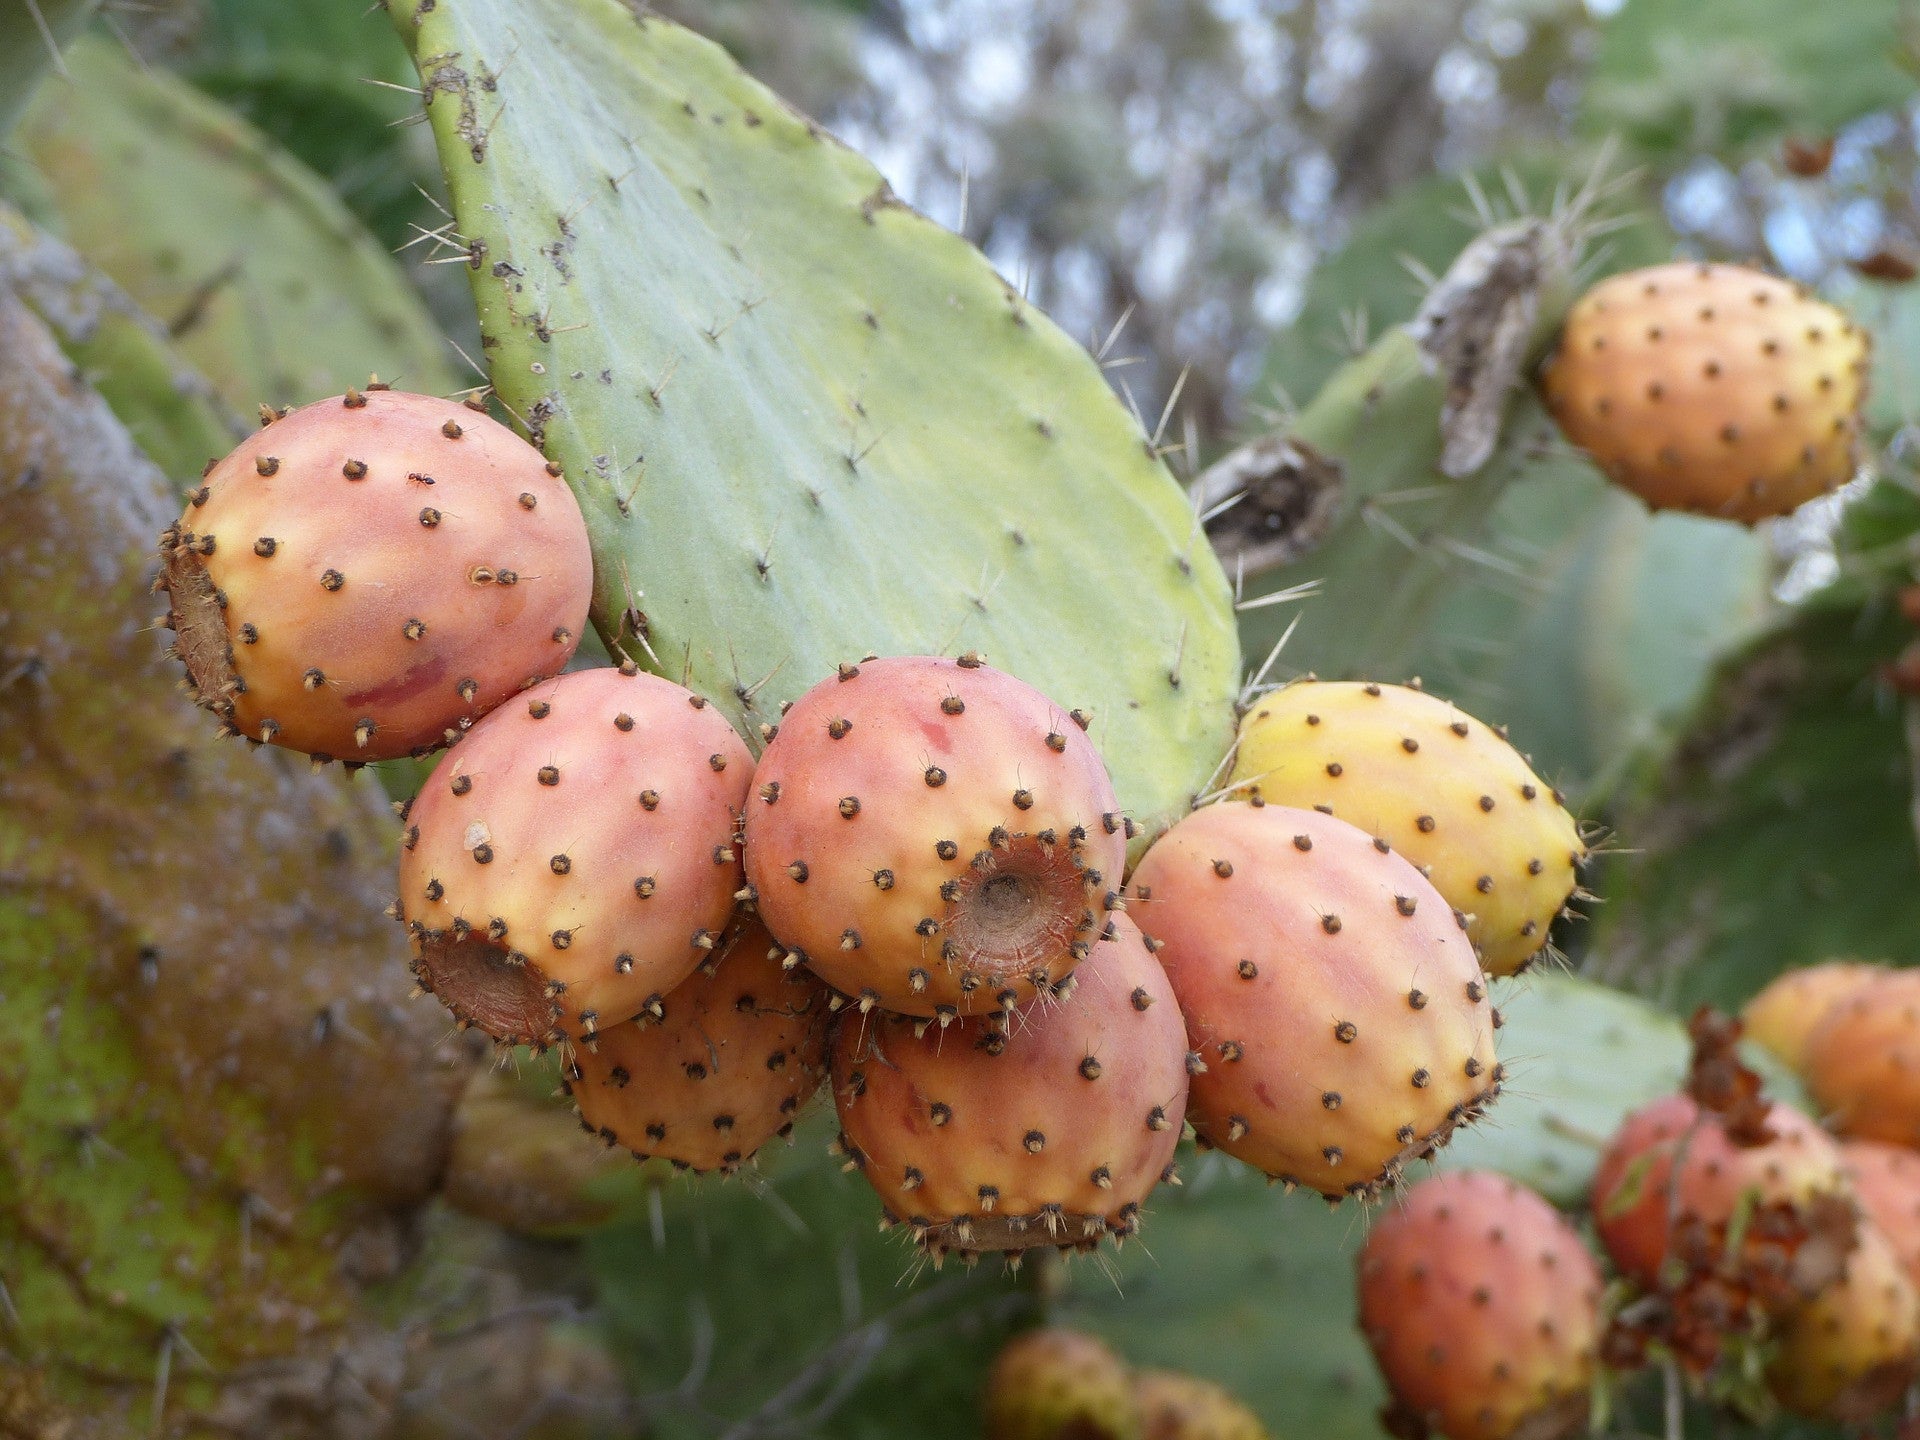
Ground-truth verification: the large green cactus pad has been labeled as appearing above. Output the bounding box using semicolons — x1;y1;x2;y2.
12;36;456;428
387;0;1239;834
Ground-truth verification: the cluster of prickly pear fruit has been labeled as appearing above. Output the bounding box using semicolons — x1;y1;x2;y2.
158;385;592;762
1541;261;1870;524
982;1328;1269;1440
1578;998;1920;1425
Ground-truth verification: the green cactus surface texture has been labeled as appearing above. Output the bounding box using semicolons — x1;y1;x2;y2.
0;278;470;1429
385;0;1239;839
0;206;242;485
12;35;457;419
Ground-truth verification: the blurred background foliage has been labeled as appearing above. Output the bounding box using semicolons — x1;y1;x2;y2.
8;0;1920;1435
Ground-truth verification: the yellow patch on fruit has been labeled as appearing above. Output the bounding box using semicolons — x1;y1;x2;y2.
1227;680;1582;977
1541;261;1869;524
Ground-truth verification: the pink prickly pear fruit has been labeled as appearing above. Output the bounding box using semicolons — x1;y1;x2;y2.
1842;1141;1920;1288
745;654;1125;1021
1767;1221;1920;1422
1131;1371;1269;1440
1226;679;1584;978
831;913;1187;1260
399;665;752;1047
982;1328;1140;1440
564;918;829;1174
1803;969;1920;1146
157;387;591;761
1590;1093;1854;1301
1127;802;1498;1200
1741;961;1884;1073
1357;1170;1602;1440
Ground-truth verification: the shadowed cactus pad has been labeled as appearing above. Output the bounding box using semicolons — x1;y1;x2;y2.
1129;802;1498;1199
1227;680;1583;978
385;0;1238;841
831;914;1188;1259
159;388;592;761
566;918;829;1174
746;655;1125;1020
402;666;752;1046
1541;261;1869;523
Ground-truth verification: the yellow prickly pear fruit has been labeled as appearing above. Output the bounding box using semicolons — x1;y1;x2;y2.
1227;680;1582;978
1741;961;1884;1073
1132;1370;1269;1440
983;1328;1141;1440
1767;1222;1920;1423
1541;261;1869;523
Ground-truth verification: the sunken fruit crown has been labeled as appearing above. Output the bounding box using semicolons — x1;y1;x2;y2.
158;386;592;761
1129;801;1499;1200
400;665;753;1048
745;654;1127;1021
1227;679;1583;978
565;917;829;1174
1540;261;1869;524
831;912;1188;1260
1357;1170;1602;1440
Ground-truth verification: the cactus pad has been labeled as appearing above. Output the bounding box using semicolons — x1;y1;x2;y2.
385;0;1238;837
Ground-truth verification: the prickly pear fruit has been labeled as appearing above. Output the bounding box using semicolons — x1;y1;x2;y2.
1844;1141;1920;1288
1540;261;1869;523
983;1328;1140;1440
1357;1170;1601;1440
565;918;828;1173
1590;1093;1855;1302
831;913;1186;1259
400;665;752;1047
1803;969;1920;1147
1128;801;1498;1199
1131;1371;1268;1440
1225;680;1582;978
1767;1221;1920;1422
1742;961;1884;1073
158;387;591;760
745;654;1125;1021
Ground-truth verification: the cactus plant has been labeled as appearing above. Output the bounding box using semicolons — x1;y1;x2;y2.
0;282;469;1425
383;0;1239;840
11;36;457;412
